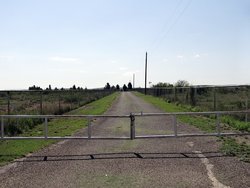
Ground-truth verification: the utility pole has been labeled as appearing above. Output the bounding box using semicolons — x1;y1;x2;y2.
133;74;135;89
145;52;148;95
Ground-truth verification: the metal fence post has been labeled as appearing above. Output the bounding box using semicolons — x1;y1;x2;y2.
1;116;4;139
246;99;248;123
173;115;177;137
58;93;61;114
130;113;135;140
216;113;221;136
44;117;48;139
87;118;91;139
40;91;43;115
7;91;10;115
213;87;217;111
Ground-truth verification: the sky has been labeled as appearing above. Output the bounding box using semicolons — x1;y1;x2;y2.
0;0;249;90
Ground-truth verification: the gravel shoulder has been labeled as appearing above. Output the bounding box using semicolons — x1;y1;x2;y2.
0;92;249;188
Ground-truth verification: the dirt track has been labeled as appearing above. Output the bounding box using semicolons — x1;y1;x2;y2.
0;92;249;188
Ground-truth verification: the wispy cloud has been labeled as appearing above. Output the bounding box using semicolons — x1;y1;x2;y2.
122;70;140;77
104;71;118;75
177;55;184;59
193;53;208;59
162;58;168;63
0;55;15;61
194;54;201;58
119;67;128;71
49;56;80;63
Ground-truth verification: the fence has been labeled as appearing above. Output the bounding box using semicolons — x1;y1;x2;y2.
1;111;249;140
0;89;113;116
135;85;250;111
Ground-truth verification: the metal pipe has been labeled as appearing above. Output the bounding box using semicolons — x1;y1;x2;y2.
0;110;249;119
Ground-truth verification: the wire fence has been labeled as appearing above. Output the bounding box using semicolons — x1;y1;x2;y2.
135;85;250;112
0;89;113;115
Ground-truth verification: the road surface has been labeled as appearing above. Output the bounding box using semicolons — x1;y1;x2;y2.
0;92;249;188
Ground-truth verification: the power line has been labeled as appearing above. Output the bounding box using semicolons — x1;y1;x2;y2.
148;0;184;51
148;0;193;53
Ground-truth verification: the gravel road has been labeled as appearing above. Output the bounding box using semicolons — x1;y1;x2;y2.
0;92;249;188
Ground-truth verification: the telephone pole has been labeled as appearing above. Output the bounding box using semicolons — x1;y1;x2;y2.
133;74;135;88
144;52;148;95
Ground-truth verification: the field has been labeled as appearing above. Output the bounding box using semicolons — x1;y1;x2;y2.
0;89;113;115
137;86;250;111
0;92;119;166
135;90;250;162
0;89;114;136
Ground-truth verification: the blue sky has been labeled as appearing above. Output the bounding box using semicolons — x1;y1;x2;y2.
0;0;249;89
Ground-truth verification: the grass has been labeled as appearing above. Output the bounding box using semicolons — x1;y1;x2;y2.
135;92;250;162
135;92;217;132
220;137;250;162
0;92;119;166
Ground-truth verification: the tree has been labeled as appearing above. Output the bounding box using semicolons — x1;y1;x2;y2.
174;80;190;87
128;82;132;90
104;83;111;90
28;85;42;90
123;84;128;91
153;82;173;88
116;84;120;90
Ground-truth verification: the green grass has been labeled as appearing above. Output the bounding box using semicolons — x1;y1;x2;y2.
0;92;119;166
220;137;250;162
135;92;250;162
135;92;217;132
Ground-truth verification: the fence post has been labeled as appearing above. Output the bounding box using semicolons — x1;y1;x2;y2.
130;113;135;140
213;87;217;111
87;118;91;139
246;99;248;124
58;92;61;114
216;113;221;136
174;87;177;102
7;91;10;115
173;114;177;137
44;117;48;139
190;87;196;106
40;91;43;115
1;116;4;138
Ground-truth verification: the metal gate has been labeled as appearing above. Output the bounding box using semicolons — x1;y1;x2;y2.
0;111;249;140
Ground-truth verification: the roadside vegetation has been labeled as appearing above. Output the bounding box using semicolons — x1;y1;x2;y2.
0;89;114;136
135;92;250;162
0;92;119;166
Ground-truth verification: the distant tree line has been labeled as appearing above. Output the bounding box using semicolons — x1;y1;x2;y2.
104;82;133;91
152;80;190;88
28;85;87;91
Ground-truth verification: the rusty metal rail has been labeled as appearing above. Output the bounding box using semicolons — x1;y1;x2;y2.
0;110;249;140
